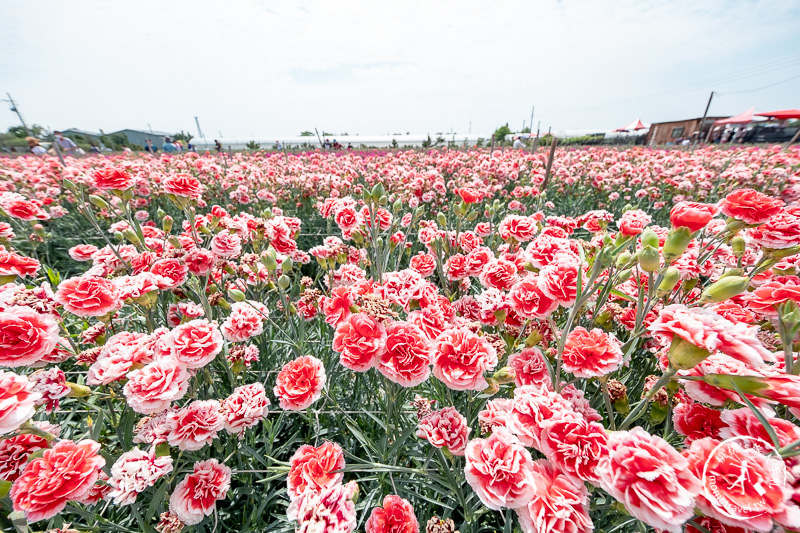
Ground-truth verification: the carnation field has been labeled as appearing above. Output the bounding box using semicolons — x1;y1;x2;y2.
2;145;800;533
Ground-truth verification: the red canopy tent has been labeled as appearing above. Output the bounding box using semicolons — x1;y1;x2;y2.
613;118;648;132
715;107;756;125
755;109;800;120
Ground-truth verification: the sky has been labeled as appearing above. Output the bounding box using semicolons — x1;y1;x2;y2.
2;0;799;138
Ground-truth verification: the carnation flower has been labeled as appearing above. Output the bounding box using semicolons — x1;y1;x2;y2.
431;327;498;391
11;439;106;523
365;494;419;533
561;327;624;378
416;406;471;456
464;427;537;510
274;355;326;411
169;459;231;525
108;448;173;505
597;427;701;532
288;441;345;500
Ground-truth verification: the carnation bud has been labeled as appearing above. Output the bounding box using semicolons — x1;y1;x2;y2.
731;235;746;257
352;230;364;244
493;367;516;385
481;377;500;396
0;480;10;499
615;251;633;269
606;379;630;415
371;182;385;202
155;442;171;458
762;245;800;259
663;226;692;263
167;235;182;249
436;212;447;227
262;250;278;271
638;246;660;272
378;195;388;206
157;208;167;219
88;195;110;210
162;215;174;233
466;211;478;221
656;267;681;296
67;382;92;398
228;288;246;302
281;257;294;273
641;228;659;248
699;276;749;303
393;199;403;212
277;275;291;290
667;336;711;371
122;228;140;244
780;300;800;328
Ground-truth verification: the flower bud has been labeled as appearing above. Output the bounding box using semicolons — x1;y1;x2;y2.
371;182;385;202
731;235;746;257
228;288;246;302
281;257;294;273
641;228;659;249
481;377;500;396
436;212;447;227
262;250;278;271
638;246;660;272
656;267;681;296
155;442;171;458
493;367;516;385
277;274;291;290
88;195;110;210
699;276;749;304
668;336;711;371
167;235;183;249
67;382;92;398
393;199;403;212
663;227;692;263
162;215;174;234
615;251;633;269
606;379;630;415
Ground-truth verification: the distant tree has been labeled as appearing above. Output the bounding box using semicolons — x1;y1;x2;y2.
300;131;314;137
476;138;485;148
8;125;45;138
322;131;334;137
391;139;398;148
521;127;531;133
421;135;432;148
172;131;194;143
492;124;512;145
246;140;260;150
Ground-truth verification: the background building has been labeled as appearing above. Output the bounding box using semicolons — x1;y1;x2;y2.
646;117;727;145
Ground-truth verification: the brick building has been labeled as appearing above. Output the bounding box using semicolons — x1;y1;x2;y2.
646;117;728;145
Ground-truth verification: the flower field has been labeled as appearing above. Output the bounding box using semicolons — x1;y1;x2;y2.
1;145;800;533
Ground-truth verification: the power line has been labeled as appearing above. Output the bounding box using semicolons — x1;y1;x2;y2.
718;72;800;95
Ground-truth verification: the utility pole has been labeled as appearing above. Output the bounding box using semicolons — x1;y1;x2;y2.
194;116;205;141
468;120;471;135
5;93;29;133
529;105;535;133
699;91;715;145
531;120;541;154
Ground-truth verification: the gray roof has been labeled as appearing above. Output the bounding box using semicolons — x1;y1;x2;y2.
109;129;172;136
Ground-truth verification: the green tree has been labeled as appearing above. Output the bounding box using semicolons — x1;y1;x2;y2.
246;140;261;150
492;124;512;145
300;131;314;137
172;131;194;143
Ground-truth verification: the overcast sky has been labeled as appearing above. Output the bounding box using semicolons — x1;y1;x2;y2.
2;0;799;138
